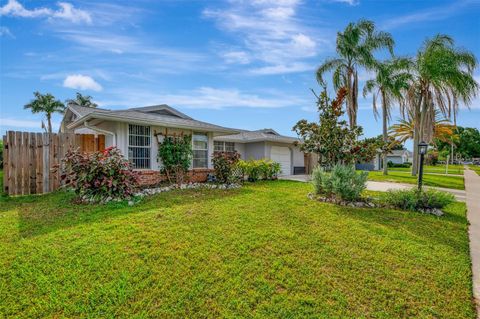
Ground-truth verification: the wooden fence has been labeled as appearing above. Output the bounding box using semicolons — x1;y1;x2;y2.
2;132;105;196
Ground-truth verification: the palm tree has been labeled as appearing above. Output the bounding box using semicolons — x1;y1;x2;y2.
24;92;65;133
390;109;455;146
363;58;412;175
66;92;98;108
405;34;478;175
316;19;394;128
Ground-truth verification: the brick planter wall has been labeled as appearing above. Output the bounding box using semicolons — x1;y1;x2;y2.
136;169;214;186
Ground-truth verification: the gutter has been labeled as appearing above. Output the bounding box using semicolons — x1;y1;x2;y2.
84;121;116;145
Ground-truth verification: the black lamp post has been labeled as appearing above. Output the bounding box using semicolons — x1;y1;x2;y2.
418;141;428;191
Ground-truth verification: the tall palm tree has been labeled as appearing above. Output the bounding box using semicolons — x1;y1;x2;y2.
316;19;394;128
405;34;478;175
66;92;98;108
390;109;455;146
363;58;412;175
24;92;65;133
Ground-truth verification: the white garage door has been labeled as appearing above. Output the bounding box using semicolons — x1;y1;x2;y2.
270;146;291;176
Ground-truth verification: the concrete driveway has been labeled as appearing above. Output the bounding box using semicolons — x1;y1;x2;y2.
279;175;466;202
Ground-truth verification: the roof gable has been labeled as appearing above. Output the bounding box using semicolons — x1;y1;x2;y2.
126;104;193;119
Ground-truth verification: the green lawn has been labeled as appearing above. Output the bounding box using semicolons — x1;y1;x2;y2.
389;164;464;175
0;181;475;318
468;165;480;176
367;170;465;190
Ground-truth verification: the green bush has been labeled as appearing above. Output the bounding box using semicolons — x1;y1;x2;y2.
312;164;368;202
236;159;281;182
379;188;454;212
158;135;192;185
212;151;240;183
387;161;412;168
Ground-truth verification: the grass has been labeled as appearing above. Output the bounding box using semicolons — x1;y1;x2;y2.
367;171;465;190
468;165;480;176
0;180;475;318
388;164;464;175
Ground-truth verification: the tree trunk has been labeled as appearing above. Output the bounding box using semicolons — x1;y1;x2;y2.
382;91;388;175
47;114;52;134
411;92;423;176
352;69;358;128
346;68;354;129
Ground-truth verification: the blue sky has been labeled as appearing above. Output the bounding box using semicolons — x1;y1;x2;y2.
1;0;479;146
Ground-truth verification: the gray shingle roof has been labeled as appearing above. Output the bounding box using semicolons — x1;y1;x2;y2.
67;104;238;134
388;149;409;156
215;129;299;144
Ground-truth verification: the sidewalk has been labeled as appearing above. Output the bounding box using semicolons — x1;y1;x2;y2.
464;168;480;317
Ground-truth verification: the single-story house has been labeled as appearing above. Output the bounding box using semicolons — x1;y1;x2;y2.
214;129;305;175
386;149;412;165
61;104;305;184
358;149;413;171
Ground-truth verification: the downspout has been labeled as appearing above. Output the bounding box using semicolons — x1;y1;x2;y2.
83;121;116;146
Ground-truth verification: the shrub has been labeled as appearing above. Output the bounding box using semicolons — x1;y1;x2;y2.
387;161;412;168
158;135;192;185
212;151;241;183
379;188;455;212
236;159;281;182
312;164;368;202
61;147;138;203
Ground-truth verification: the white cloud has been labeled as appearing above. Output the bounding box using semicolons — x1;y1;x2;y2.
0;26;14;38
249;62;315;75
381;1;469;30
98;87;308;110
330;0;359;5
222;51;251;64
0;0;51;17
51;2;92;24
63;74;102;91
0;0;91;24
203;0;329;74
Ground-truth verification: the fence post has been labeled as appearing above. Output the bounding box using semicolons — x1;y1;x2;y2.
2;135;7;194
43;133;49;194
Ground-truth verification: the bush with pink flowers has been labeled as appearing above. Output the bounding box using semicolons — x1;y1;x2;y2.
61;147;138;203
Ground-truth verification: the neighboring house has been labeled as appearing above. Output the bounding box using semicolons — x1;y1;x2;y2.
357;149;412;171
386;149;412;164
61;104;305;184
215;129;305;175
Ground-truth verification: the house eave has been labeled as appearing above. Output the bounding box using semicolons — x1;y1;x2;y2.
67;113;239;135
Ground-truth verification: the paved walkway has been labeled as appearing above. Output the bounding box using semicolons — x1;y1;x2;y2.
464;168;480;317
279;175;466;202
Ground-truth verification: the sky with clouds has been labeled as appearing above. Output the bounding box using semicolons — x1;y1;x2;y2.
0;0;479;146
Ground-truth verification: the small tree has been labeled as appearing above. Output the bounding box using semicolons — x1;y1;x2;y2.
212;151;240;183
24;92;65;133
158;135;192;185
293;87;374;169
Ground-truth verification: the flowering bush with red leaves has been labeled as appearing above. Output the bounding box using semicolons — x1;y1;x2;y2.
212;151;241;183
61;147;138;203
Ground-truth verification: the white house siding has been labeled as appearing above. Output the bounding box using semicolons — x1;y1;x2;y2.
244;142;267;160
387;155;404;164
233;143;246;159
79;122;216;170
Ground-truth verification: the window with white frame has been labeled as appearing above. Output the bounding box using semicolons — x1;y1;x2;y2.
214;141;235;152
193;133;208;168
128;124;151;169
